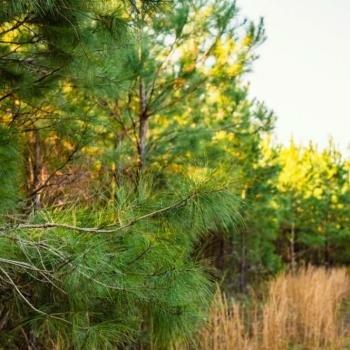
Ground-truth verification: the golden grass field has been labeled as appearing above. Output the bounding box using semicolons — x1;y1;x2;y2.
198;267;350;350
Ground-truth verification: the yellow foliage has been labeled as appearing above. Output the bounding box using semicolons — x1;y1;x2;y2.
242;34;253;48
212;130;234;143
62;82;73;93
227;63;242;77
174;115;188;127
313;187;323;198
84;146;102;156
62;140;75;151
93;160;102;172
168;163;182;173
187;166;209;184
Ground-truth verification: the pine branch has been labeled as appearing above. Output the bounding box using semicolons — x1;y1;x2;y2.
0;266;71;324
1;187;228;235
0;92;12;103
0;191;198;234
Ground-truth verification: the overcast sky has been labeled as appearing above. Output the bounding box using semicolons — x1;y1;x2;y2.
240;0;350;154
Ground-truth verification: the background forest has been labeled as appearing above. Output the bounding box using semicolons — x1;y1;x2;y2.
0;0;349;349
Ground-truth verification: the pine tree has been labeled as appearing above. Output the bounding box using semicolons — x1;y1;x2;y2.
277;141;350;267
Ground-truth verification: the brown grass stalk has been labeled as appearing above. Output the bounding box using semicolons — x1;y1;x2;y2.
198;267;350;350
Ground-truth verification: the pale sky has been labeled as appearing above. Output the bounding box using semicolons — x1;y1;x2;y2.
241;0;350;155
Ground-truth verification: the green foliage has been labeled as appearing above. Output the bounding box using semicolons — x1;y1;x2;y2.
0;174;239;348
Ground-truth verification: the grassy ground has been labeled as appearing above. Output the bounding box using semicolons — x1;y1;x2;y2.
197;267;350;350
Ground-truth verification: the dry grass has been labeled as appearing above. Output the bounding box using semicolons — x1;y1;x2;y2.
198;267;350;350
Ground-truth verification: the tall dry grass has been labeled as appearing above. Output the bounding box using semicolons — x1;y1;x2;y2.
198;267;350;350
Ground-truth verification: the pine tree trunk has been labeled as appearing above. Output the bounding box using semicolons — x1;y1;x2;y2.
324;212;332;267
324;230;331;268
290;222;296;273
238;230;247;293
30;130;43;210
111;132;124;198
137;79;148;171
